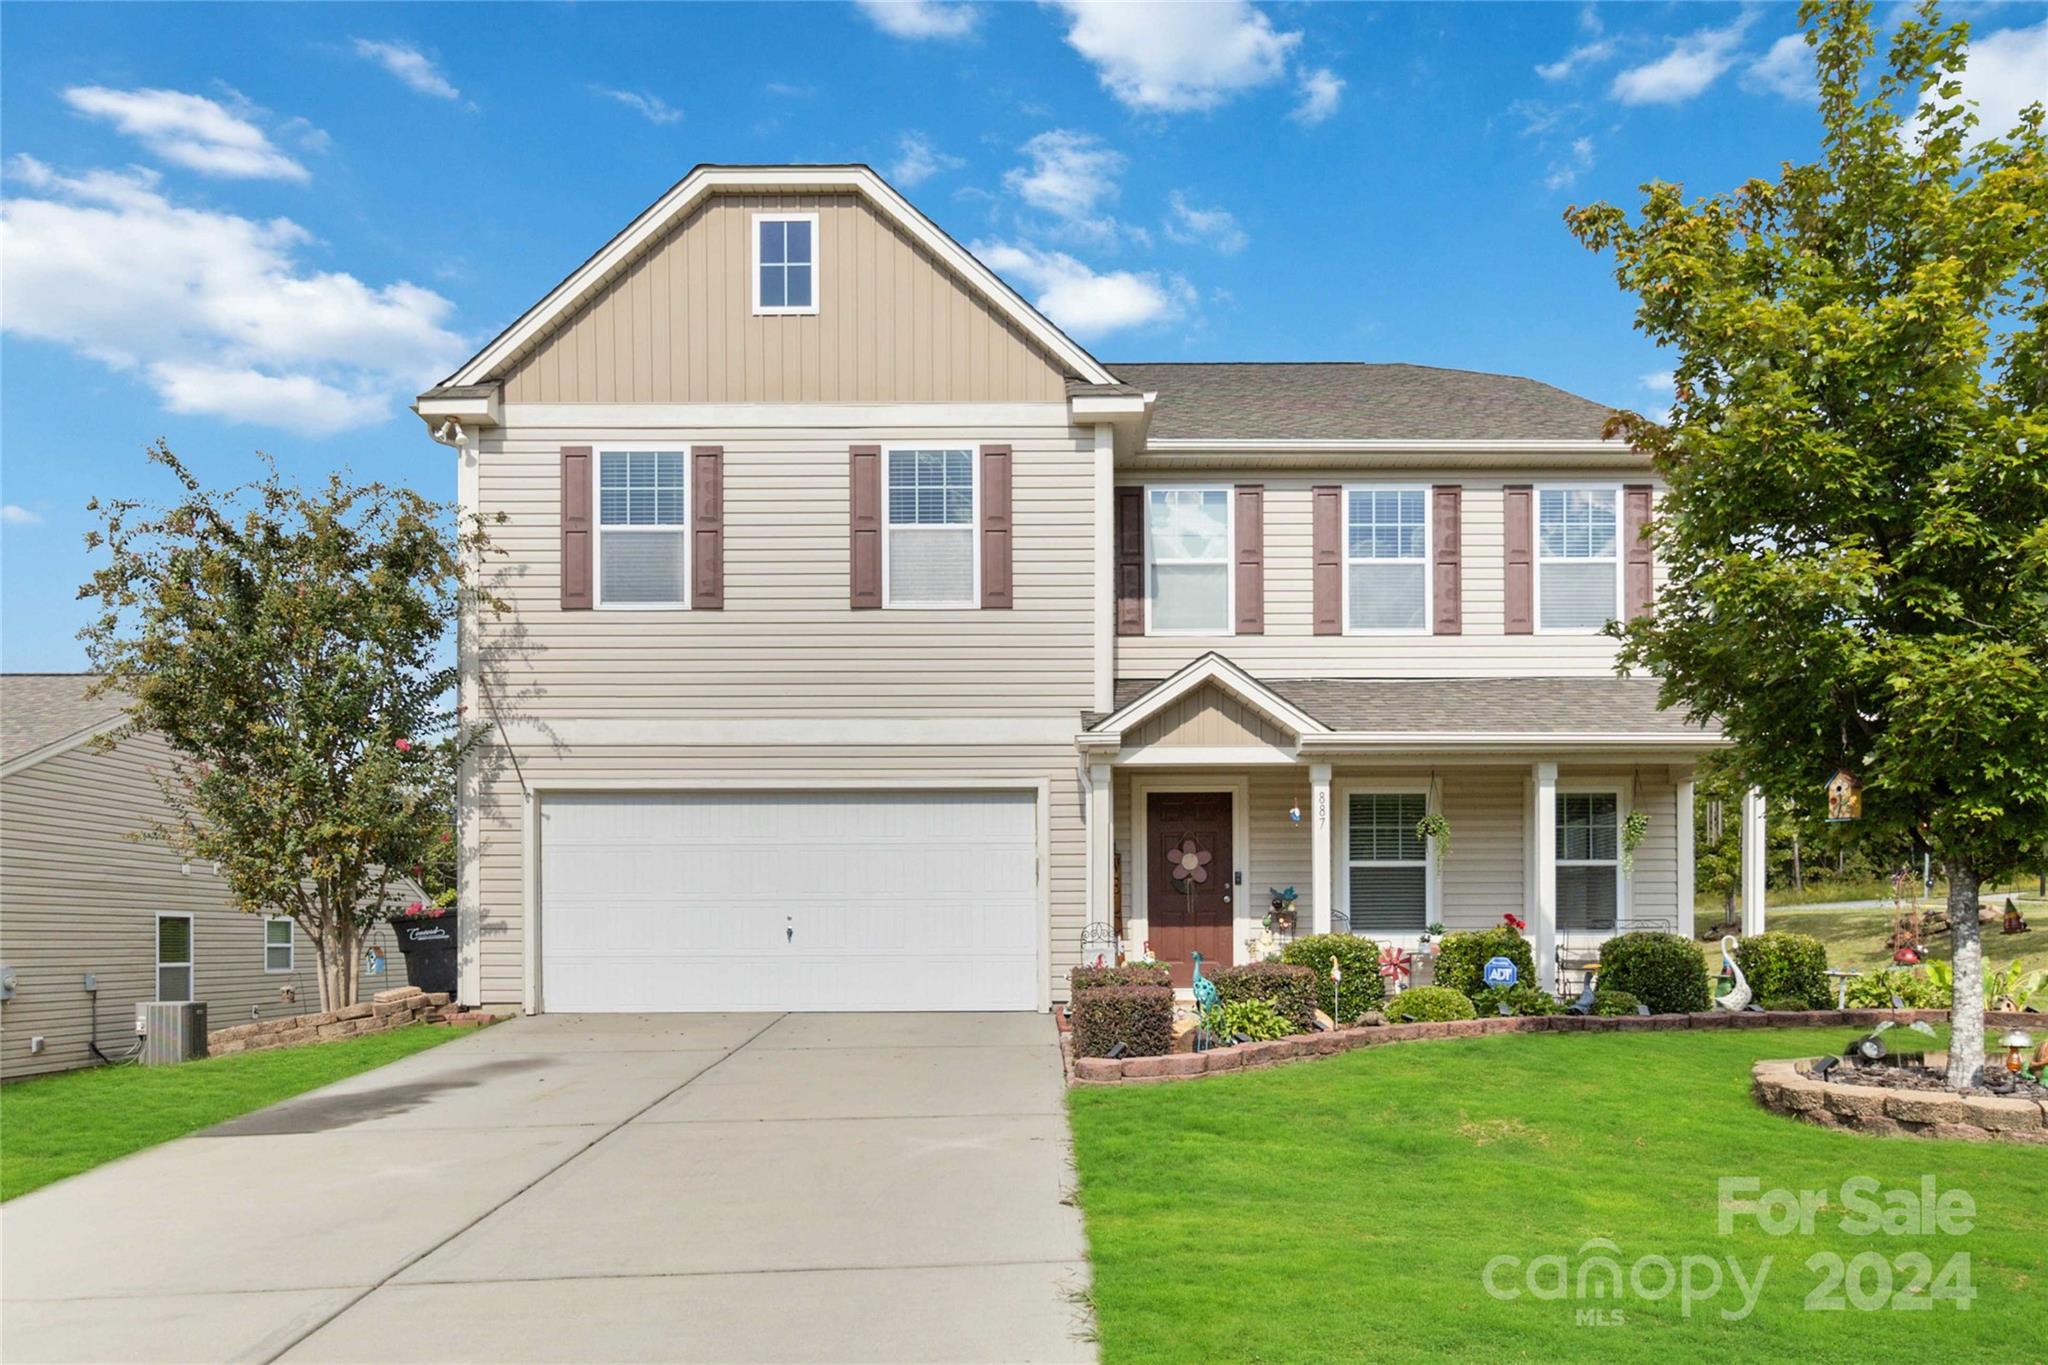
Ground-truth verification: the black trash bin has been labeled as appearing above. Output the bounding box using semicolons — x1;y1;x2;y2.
391;911;460;999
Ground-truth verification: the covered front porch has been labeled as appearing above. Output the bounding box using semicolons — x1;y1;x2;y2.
1078;655;1744;993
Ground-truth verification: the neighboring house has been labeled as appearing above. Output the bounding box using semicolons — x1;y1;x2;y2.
0;675;413;1078
413;163;1726;1016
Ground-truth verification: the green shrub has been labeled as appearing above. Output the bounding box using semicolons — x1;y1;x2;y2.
1205;998;1294;1043
1844;967;1949;1009
1279;934;1386;1022
1732;932;1831;1009
1597;931;1711;1013
1591;988;1642;1017
1390;985;1478;1022
1070;984;1174;1058
1471;983;1562;1016
1070;963;1171;992
1435;926;1536;999
1211;962;1316;1033
1758;995;1811;1013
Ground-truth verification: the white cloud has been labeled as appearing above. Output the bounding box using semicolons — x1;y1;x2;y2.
1639;371;1675;395
0;157;465;434
62;87;308;182
595;88;682;125
1537;38;1617;82
1291;67;1344;125
1004;130;1125;241
1742;32;1815;102
1611;14;1755;106
2;504;42;526
855;0;977;40
1164;190;1248;254
351;39;463;101
1544;136;1595;190
1918;21;2048;144
1052;0;1299;113
973;239;1192;337
888;132;963;187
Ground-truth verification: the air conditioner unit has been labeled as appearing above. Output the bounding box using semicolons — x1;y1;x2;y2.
136;1001;209;1066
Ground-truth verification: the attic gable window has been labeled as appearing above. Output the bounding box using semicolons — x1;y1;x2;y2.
753;212;818;315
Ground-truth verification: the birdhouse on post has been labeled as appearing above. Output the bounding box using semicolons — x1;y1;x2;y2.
1825;767;1862;823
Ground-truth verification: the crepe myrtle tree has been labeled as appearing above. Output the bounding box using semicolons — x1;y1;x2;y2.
80;442;502;1012
1568;0;2048;1087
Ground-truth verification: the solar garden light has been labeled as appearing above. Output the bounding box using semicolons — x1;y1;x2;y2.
2001;1029;2034;1076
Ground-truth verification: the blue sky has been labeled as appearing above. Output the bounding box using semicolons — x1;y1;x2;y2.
3;1;2043;669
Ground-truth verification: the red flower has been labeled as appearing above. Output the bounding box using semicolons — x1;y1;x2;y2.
395;739;413;753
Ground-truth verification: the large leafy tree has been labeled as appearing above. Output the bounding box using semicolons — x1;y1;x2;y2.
1568;0;2047;1087
81;443;499;1011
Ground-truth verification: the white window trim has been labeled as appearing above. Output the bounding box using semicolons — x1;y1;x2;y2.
1341;483;1432;637
1533;481;1624;636
1555;781;1629;933
1142;484;1235;638
1125;776;1253;973
156;911;194;1003
880;444;981;610
751;211;820;316
1335;781;1439;944
592;445;691;611
263;915;295;974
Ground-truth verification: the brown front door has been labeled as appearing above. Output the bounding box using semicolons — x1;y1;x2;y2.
1147;791;1234;988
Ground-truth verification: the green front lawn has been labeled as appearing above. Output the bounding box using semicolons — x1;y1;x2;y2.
1069;1028;2047;1364
1;1024;458;1201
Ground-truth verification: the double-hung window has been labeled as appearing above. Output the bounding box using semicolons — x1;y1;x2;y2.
885;447;976;607
1345;792;1429;934
156;913;194;1003
596;450;687;607
1557;792;1621;931
753;212;818;315
1345;487;1428;632
1145;487;1231;634
264;916;294;973
1537;486;1620;630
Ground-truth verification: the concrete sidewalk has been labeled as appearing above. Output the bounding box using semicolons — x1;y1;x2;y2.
0;1013;1094;1364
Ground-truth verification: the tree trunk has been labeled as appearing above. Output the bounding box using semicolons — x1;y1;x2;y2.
317;918;360;1013
1944;862;1984;1090
1791;832;1803;892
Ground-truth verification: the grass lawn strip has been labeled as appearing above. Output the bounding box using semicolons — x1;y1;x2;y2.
1069;1026;2046;1364
1;1024;460;1201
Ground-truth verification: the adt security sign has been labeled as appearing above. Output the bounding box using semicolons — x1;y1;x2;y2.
1482;956;1519;988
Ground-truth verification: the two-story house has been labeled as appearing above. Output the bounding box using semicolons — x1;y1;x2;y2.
414;164;1723;1016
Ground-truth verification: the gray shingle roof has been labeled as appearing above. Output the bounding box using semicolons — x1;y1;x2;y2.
1;674;127;766
1106;362;1622;442
1094;675;1715;737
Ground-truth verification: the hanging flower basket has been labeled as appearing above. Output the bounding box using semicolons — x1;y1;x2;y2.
1621;810;1650;874
1415;812;1452;866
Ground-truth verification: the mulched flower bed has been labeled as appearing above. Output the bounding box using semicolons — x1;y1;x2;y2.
1828;1059;2048;1102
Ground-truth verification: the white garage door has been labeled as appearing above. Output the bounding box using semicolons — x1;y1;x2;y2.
539;790;1039;1012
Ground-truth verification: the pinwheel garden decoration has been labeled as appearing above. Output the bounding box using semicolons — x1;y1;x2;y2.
1379;946;1412;987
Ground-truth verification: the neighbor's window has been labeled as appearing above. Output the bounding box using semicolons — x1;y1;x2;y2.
157;914;194;1003
754;212;818;314
1346;792;1428;934
885;448;976;607
264;916;294;973
1345;487;1427;632
1146;487;1231;633
597;450;687;607
1557;792;1620;931
1537;487;1619;630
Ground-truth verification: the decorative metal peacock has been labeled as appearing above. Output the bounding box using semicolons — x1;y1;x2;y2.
1191;950;1221;1050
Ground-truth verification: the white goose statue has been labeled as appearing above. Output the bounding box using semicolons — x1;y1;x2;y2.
1715;935;1752;1013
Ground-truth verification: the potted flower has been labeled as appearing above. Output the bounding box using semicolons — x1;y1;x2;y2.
389;899;459;997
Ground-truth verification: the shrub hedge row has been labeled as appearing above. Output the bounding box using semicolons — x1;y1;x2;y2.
1069;984;1174;1058
1597;931;1711;1013
1435;926;1536;998
1732;932;1831;1009
1211;962;1317;1033
1070;964;1172;992
1390;985;1478;1022
1279;934;1386;1022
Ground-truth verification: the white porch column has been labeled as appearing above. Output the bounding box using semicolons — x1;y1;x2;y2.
1310;763;1334;934
1531;762;1558;991
1740;786;1768;937
1086;760;1115;964
1675;770;1697;941
1092;423;1116;713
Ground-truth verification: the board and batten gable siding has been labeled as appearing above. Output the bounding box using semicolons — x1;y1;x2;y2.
1115;471;1665;678
1121;683;1295;752
0;730;408;1079
496;193;1070;405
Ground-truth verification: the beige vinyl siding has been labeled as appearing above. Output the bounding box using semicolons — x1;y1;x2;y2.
472;420;1094;717
0;732;409;1079
1116;472;1664;679
1438;768;1528;930
497;193;1068;405
1122;684;1294;751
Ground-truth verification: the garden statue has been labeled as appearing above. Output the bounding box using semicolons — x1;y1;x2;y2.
2003;899;2030;935
1714;936;1753;1013
1190;951;1220;1050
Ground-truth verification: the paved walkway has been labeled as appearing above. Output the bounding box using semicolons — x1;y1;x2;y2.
0;1013;1094;1363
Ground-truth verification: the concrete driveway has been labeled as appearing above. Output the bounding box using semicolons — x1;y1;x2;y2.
0;1013;1094;1364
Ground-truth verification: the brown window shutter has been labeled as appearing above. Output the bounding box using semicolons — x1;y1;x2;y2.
849;445;882;609
691;445;723;610
1432;484;1462;635
1114;485;1144;635
1312;485;1341;635
1623;484;1655;620
1234;484;1264;634
980;444;1013;609
1503;484;1534;634
560;445;593;610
